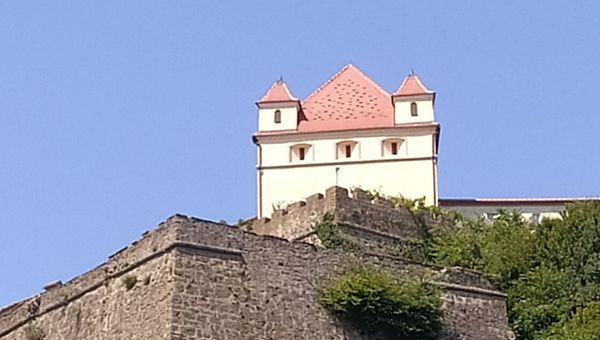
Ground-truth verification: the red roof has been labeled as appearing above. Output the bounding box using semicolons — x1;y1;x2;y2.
298;64;395;132
393;74;433;96
258;80;299;103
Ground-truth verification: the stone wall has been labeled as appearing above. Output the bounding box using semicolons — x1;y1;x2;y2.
249;186;425;241
1;215;514;340
0;221;177;340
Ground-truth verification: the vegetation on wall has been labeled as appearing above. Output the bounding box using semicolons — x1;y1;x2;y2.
319;265;442;340
432;202;600;340
23;323;45;340
314;191;600;339
314;213;359;251
122;275;138;291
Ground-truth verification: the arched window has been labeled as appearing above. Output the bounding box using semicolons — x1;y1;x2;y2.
274;110;282;124
290;144;311;162
410;102;418;117
382;138;404;157
336;141;358;159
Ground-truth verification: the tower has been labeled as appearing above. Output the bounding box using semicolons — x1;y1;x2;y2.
256;79;301;132
254;65;440;218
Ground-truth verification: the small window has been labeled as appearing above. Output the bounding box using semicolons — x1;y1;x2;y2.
410;102;418;117
337;141;358;159
291;144;311;162
382;138;404;157
274;110;282;124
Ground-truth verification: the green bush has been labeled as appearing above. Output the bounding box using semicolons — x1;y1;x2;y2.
433;211;534;288
431;202;600;339
319;265;442;340
314;213;359;251
507;265;579;339
545;302;600;340
122;275;138;290
24;324;45;340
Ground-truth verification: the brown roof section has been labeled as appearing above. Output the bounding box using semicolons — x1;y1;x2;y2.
393;74;434;96
258;80;299;103
298;64;395;132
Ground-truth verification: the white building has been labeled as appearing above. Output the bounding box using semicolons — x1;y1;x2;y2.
253;65;440;218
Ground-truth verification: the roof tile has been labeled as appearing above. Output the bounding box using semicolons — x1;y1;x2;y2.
298;64;394;132
393;74;433;96
258;80;298;103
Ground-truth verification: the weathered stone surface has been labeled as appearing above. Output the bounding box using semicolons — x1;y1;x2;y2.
248;186;426;241
1;211;514;340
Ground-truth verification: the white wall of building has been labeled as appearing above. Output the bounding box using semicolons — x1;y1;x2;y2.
259;159;436;217
256;126;438;217
394;98;435;124
259;129;436;167
258;103;298;132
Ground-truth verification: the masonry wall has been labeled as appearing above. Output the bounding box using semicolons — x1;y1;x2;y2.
171;216;514;340
1;215;514;340
250;186;425;242
0;223;177;340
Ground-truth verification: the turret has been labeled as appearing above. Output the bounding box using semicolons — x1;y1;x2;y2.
256;79;301;132
392;73;436;124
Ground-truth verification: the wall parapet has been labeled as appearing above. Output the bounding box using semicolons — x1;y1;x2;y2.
248;186;426;241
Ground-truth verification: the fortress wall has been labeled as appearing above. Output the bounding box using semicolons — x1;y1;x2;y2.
249;186;424;241
0;222;178;340
441;289;514;340
171;216;514;340
1;215;514;340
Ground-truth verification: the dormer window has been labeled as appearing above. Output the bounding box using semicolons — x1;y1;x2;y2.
274;110;282;124
290;144;311;162
410;102;418;117
337;141;358;160
382;138;404;157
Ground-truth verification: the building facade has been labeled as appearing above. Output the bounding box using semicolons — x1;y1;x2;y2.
254;65;440;218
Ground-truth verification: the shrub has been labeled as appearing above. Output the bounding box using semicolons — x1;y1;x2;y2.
122;275;138;290
432;211;535;288
507;265;579;340
314;213;359;251
24;324;45;340
319;265;442;340
544;302;600;340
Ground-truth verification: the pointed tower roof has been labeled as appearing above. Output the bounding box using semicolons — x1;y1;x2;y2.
298;64;395;132
257;79;299;104
393;74;434;97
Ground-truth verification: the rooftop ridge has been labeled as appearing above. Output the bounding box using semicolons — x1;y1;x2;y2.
302;64;390;105
393;74;434;96
258;79;299;103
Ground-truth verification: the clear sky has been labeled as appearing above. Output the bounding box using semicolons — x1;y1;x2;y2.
1;1;599;307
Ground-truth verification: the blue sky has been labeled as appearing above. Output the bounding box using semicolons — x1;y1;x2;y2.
1;1;599;307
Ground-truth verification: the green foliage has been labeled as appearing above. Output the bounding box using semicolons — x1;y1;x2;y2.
122;275;138;290
507;265;579;339
433;211;535;287
431;220;485;271
545;302;600;340
319;265;442;340
431;202;600;339
314;213;359;251
24;324;45;340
